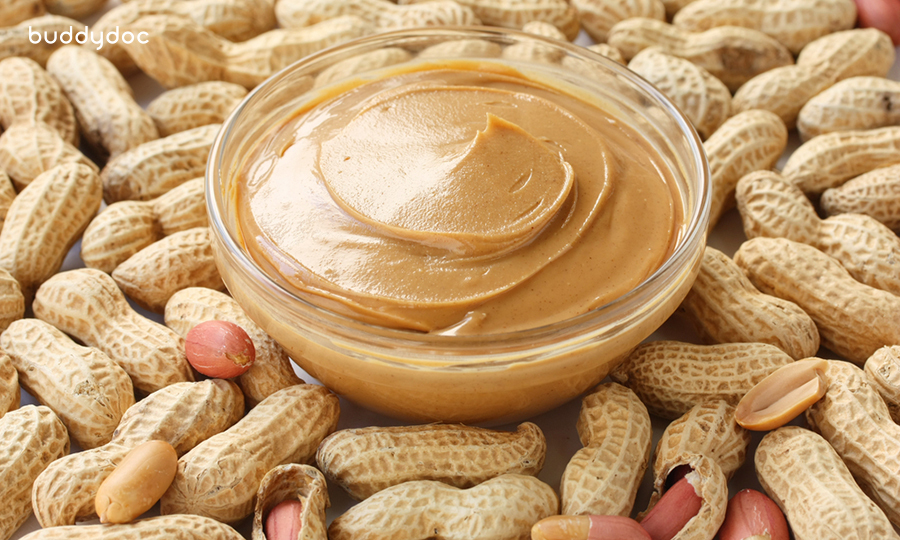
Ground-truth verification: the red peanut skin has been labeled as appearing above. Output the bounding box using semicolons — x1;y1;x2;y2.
185;320;256;378
855;0;900;44
266;500;303;540
718;489;789;540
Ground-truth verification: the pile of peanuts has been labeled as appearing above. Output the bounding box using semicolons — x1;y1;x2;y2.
0;0;899;538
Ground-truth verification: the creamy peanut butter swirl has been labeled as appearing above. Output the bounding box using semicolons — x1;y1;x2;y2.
236;63;682;334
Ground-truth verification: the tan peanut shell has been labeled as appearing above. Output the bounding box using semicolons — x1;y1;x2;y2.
560;383;651;517
572;0;665;43
755;426;899;540
806;361;900;526
734;236;900;364
642;454;728;540
584;43;625;64
275;0;480;30
797;77;900;141
100;123;219;203
112;227;224;313
0;318;134;450
314;48;413;88
0;0;44;27
329;474;559;540
81;178;207;273
864;346;900;423
162;384;340;523
672;0;857;54
399;0;580;40
606;18;793;92
628;47;731;140
91;0;277;75
253;464;329;540
0;57;78;146
164;286;302;407
501;21;566;63
0;121;96;190
654;400;749;482
0;15;80;66
0;405;68;540
0;171;14;231
121;14;375;89
147;81;248;137
609;341;793;419
820;164;900;230
732;29;895;130
418;39;503;59
43;0;108;19
736;170;900;296
782;126;900;195
0;267;22;332
317;422;546;501
680;246;819;359
0;352;19;418
0;163;101;299
47;46;158;159
20;514;245;540
32;268;195;394
32;379;244;527
704;109;787;229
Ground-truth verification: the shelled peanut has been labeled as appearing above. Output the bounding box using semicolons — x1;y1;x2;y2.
32;379;244;527
734;236;900;364
0;318;134;449
0;56;78;146
610;341;793;419
164;287;303;407
46;46;158;158
120;14;375;89
736;170;900;296
560;383;650;517
318;423;545;501
81;177;206;273
820;164;900;230
672;0;858;54
606;18;794;92
32;268;195;393
732;28;895;129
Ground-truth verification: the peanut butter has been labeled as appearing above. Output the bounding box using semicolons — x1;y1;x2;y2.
234;61;684;335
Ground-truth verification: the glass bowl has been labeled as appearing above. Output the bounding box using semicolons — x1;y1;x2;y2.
206;27;710;424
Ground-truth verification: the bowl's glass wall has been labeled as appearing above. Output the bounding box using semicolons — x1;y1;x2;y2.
207;28;710;423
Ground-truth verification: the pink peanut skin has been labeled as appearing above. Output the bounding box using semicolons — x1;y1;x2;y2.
718;489;789;540
266;500;303;540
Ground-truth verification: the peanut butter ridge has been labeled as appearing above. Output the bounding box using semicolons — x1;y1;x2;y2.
235;61;683;334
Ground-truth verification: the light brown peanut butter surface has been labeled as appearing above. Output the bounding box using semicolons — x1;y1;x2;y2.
235;61;684;334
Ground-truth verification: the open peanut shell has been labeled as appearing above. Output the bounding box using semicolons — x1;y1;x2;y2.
252;464;330;540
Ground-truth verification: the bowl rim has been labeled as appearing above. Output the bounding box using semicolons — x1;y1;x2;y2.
206;26;711;348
